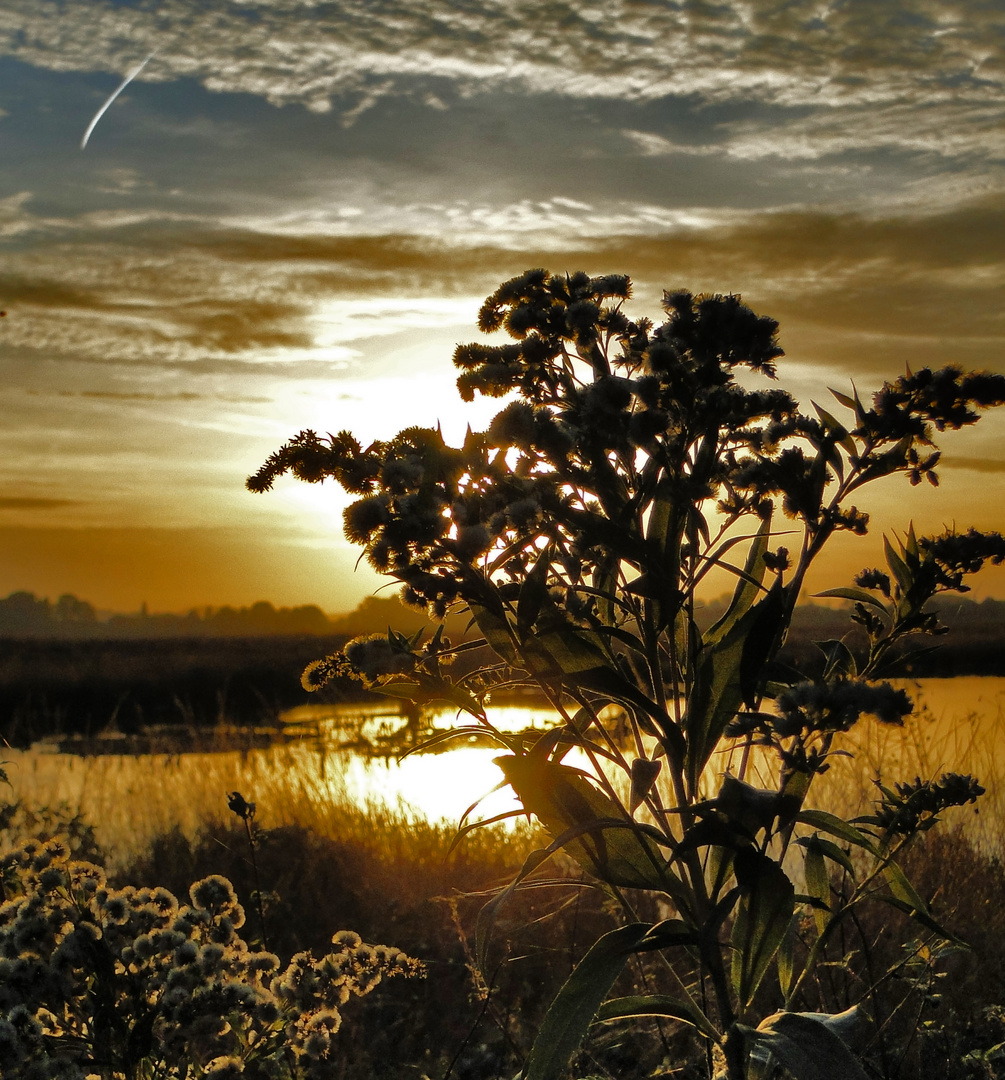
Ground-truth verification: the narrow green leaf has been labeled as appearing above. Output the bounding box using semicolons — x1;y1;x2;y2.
371;681;424;699
705;516;771;644
882;860;963;944
525;923;651;1080
801;836;830;937
685;579;784;793
476;847;551;972
906;520;919;559
796;810;879;856
813;587;888;612
595;994;720;1042
884;535;913;595
594;554;620;628
812;401;857;456
816;638;858;679
794;835;854;876
467;598;519;664
776;922;796;999
517;546;551;634
575;667;687;767
537;624;611;675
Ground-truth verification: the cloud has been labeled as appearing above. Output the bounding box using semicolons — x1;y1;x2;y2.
93;168;155;196
941;457;1005;474
2;193;1003;388
2;0;1003;169
0;497;82;510
36;389;272;404
621;130;720;158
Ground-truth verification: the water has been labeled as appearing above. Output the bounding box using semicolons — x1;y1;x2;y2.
4;678;1004;861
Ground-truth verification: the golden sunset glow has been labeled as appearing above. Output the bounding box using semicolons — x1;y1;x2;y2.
1;2;1003;613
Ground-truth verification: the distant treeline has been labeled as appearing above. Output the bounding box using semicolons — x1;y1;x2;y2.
0;592;470;640
3;588;1005;672
776;595;1005;678
0;590;1003;747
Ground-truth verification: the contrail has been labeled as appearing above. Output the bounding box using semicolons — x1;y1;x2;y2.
81;52;155;150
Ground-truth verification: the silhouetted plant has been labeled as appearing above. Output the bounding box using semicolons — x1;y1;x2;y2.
227;791;271;954
251;269;1005;1079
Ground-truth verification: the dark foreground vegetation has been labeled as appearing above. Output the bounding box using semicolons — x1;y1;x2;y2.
3;794;1005;1079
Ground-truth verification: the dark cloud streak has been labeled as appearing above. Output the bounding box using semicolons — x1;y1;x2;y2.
0;497;82;510
2;196;1004;379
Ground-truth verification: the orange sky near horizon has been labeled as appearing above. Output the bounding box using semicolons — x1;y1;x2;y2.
1;2;1003;615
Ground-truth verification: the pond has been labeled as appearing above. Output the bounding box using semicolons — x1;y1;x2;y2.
3;677;1004;862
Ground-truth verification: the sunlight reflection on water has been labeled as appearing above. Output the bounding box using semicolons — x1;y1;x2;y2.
4;678;1005;863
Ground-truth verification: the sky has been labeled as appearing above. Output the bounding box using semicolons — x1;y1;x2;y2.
1;0;1004;614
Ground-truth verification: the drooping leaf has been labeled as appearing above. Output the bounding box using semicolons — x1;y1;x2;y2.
636;917;700;951
710;775;783;839
525;923;651;1080
494;753;679;893
730;848;796;1006
794;835;854;876
629;757;662;814
746;1009;870;1080
595;993;720;1042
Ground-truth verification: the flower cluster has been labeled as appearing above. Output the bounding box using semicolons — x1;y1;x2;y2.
772;679;913;738
0;840;422;1079
868;773;986;836
247;273;807;625
867;366;1005;439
